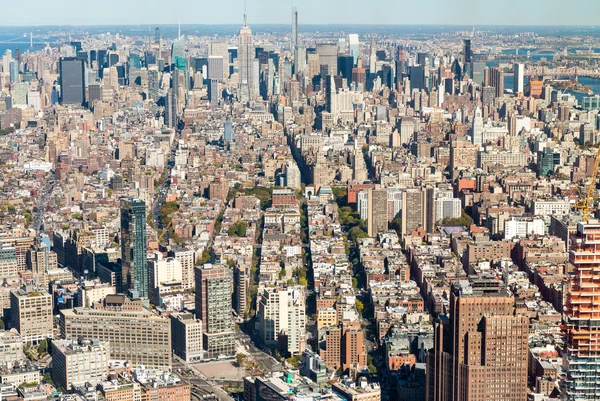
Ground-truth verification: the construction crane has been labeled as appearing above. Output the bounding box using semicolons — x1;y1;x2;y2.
575;146;600;222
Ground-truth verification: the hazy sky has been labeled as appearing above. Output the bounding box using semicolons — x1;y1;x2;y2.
2;0;599;26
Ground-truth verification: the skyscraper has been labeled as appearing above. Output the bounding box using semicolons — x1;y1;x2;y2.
401;188;426;236
223;120;234;142
317;43;338;76
259;286;306;356
209;39;229;79
238;12;257;102
427;277;528;401
463;39;472;64
208;78;219;105
565;221;600;400
59;57;86;106
291;6;299;52
513;63;524;94
195;265;235;359
154;27;161;44
165;88;177;128
120;198;148;298
367;189;388;237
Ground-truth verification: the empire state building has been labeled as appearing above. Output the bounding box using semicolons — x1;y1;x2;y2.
238;12;257;102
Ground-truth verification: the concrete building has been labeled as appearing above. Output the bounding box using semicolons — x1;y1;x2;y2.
0;242;18;280
147;253;183;304
194;264;235;359
170;312;203;363
402;189;426;236
51;338;109;390
9;286;53;344
504;217;545;240
120;198;147;298
0;329;24;365
259;286;306;356
531;199;570;217
427;278;528;401
367;189;388;237
60;295;171;369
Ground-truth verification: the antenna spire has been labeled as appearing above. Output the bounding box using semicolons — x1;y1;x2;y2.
243;0;247;26
178;20;181;39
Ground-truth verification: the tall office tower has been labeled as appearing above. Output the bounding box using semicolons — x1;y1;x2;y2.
59;57;85;105
9;60;18;83
294;46;306;75
317;43;338;76
487;67;505;98
259;287;307;356
207;56;224;82
338;55;354;83
238;13;256;102
120;198;148;298
463;39;472;64
401;188;426;236
209;39;229;79
223;120;234;142
88;83;102;105
409;65;425;91
194;265;235;359
171;36;186;72
291;6;299;52
348;34;360;64
165;88;177;128
565;221;600;400
367;189;388;237
369;37;377;73
147;67;159;100
513;63;524;94
208;79;219;105
470;106;484;146
471;62;486;86
10;286;53;344
27;243;55;288
427;278;528;401
154;27;161;44
61;295;172;368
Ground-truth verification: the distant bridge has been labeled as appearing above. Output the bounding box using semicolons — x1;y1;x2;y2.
530;48;563;56
0;33;48;47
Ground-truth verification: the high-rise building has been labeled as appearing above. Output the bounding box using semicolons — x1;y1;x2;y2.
120;198;147;298
9;60;18;83
154;27;161;44
51;338;109;390
427;278;528;401
291;6;299;52
224;120;234;142
317;43;338;76
513;63;524;95
207;56;224;82
165;88;177;128
170;312;204;363
194;264;235;359
0;241;18;280
471;106;484;146
565;221;600;400
209;39;229;79
59;57;86;106
486;67;505;98
259;286;306;356
367;189;388;237
10;286;53;344
401;188;426;236
208;78;219;105
60;295;172;369
409;65;425;91
463;39;472;64
238;13;257;102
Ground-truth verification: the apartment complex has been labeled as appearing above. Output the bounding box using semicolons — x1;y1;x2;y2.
9;286;53;344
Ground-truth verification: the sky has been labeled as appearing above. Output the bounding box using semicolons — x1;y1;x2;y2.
1;0;599;26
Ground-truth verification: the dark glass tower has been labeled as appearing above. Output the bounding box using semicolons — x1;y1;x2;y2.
59;57;85;106
120;198;147;298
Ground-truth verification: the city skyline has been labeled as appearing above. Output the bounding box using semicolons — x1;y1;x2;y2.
1;0;599;26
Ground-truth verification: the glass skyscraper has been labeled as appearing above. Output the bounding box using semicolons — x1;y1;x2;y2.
59;57;85;106
120;198;147;298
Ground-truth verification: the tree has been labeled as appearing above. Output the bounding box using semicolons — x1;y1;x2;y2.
236;353;247;368
37;339;48;353
355;300;364;315
227;221;248;237
352;278;358;288
43;372;53;386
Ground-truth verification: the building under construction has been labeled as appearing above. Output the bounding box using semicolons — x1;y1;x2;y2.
565;221;600;400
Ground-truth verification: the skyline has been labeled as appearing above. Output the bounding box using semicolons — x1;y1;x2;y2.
1;0;599;27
